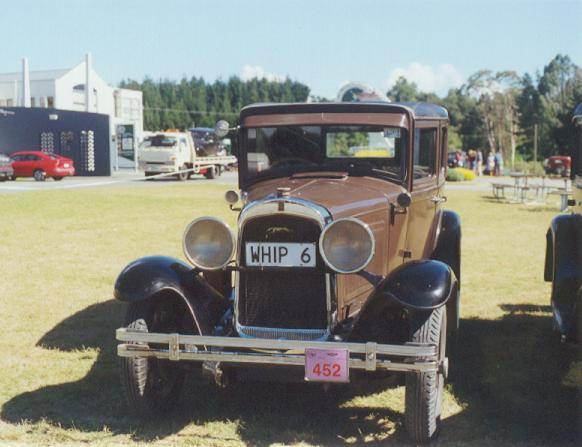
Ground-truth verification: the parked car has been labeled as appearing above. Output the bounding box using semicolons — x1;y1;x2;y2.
0;153;14;181
544;103;582;342
10;151;75;181
114;102;461;444
543;155;572;177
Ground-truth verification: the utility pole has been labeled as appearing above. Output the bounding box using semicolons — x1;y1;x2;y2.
533;124;538;163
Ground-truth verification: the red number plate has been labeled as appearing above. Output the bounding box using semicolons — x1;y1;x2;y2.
304;348;349;383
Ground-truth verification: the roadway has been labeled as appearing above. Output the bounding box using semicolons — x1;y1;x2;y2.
0;170;238;193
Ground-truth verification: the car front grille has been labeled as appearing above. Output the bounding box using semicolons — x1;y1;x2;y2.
237;215;328;335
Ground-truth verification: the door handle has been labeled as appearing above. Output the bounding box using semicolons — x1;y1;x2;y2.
431;195;447;204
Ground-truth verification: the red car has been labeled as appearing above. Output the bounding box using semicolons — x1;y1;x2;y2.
544;155;571;177
10;151;75;181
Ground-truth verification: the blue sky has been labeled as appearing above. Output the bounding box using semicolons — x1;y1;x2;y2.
1;0;579;98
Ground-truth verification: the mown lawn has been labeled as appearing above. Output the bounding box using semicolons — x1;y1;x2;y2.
0;184;578;446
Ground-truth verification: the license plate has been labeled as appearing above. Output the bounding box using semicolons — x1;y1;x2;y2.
304;348;349;383
245;242;316;267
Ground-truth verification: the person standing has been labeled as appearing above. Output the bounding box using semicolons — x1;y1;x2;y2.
494;151;504;176
477;150;483;176
487;152;495;175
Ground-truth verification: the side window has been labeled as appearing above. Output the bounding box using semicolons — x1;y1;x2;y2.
413;128;436;180
441;127;448;174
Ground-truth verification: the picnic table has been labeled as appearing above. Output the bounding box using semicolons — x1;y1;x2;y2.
548;188;572;211
491;182;512;199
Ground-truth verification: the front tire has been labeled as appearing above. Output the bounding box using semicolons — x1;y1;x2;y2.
176;165;189;181
53;176;63;181
120;299;187;415
405;306;446;444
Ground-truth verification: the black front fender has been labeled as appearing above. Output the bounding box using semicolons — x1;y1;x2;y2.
349;260;457;341
114;256;229;335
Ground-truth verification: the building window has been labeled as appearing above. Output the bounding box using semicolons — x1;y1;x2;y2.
40;132;55;153
47;96;54;108
80;130;96;172
30;97;35;107
60;131;74;154
0;100;5;107
6;99;13;106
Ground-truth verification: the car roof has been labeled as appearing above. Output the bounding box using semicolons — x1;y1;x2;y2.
190;127;214;132
240;101;448;120
12;150;45;155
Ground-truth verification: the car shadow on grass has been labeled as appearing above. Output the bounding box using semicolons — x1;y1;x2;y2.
1;300;579;445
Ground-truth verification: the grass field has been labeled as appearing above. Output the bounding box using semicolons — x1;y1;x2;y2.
0;184;578;446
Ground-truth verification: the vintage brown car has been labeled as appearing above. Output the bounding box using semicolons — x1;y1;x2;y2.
114;102;461;444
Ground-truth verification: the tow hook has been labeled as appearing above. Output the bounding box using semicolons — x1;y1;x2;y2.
439;357;449;378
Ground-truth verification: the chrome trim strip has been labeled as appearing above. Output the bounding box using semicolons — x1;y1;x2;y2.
236;324;330;342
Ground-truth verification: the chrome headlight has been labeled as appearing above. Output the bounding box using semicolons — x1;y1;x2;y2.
183;217;235;270
319;218;375;273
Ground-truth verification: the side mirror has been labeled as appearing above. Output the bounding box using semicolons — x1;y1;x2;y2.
397;192;412;208
215;120;230;138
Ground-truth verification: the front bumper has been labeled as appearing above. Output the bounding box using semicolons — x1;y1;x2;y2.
141;162;177;173
116;328;440;373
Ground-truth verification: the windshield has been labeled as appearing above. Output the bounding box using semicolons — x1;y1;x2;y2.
243;125;406;183
141;135;178;148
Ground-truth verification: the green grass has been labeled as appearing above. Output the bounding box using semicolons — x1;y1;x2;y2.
0;184;578;446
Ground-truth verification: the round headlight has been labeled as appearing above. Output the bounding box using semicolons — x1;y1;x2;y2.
319;218;375;273
183;217;235;270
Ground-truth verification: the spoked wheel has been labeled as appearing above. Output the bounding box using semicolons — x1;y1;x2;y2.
120;296;194;415
33;169;46;181
405;307;447;444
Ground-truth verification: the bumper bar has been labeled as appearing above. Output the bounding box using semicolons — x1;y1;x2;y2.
116;328;439;373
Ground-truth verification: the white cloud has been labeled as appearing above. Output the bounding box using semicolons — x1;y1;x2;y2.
385;63;464;96
241;65;284;82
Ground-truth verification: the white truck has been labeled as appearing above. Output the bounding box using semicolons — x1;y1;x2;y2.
138;131;237;180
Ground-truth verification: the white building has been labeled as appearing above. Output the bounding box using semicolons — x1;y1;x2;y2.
0;54;143;169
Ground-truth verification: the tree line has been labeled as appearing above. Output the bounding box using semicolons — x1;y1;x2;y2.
386;54;581;164
120;53;580;164
119;77;310;131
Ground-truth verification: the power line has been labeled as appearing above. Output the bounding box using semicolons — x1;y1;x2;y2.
143;106;238;116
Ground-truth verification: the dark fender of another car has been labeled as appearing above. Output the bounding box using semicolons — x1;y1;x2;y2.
432;210;462;331
545;214;582;337
114;256;230;335
349;260;457;342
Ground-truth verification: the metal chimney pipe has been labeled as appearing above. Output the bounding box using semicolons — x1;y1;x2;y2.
85;52;92;112
22;58;31;107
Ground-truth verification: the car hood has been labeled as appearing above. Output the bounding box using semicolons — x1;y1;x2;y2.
245;173;407;219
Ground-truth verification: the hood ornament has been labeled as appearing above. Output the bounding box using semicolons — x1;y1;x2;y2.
277;187;291;198
277;187;291;211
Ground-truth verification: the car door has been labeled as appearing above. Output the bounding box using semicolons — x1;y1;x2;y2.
10;154;27;176
405;123;440;260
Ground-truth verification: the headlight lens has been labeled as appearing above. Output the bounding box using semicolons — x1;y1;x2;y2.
183;217;235;270
319;218;375;273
